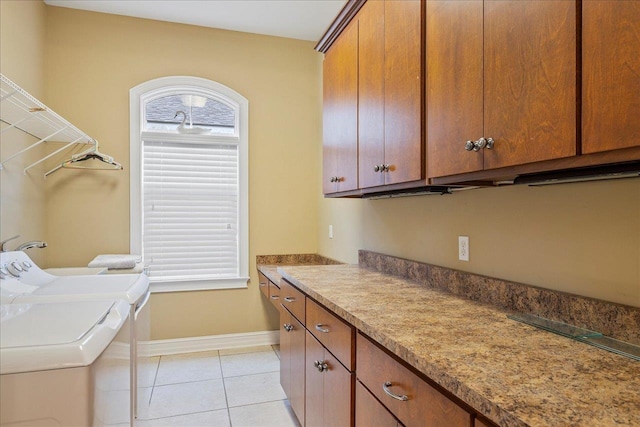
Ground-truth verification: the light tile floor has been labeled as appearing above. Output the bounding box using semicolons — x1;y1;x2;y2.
137;345;300;427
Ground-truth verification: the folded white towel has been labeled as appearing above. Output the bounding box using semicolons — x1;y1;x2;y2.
88;254;141;270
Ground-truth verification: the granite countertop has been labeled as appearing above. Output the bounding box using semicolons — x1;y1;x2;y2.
257;253;341;287
276;264;640;427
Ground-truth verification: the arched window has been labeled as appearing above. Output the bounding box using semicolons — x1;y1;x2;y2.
130;76;249;292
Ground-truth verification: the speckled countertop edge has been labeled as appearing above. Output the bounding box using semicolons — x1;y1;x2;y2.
277;264;640;427
257;253;342;288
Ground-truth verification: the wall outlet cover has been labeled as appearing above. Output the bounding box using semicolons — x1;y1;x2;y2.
459;236;469;261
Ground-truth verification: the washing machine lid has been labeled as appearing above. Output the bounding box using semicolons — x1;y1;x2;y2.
0;299;130;374
23;273;149;304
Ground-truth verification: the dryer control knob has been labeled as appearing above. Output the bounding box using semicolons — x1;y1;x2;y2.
21;261;32;270
7;261;24;277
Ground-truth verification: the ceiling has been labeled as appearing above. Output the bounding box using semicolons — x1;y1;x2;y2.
44;0;348;42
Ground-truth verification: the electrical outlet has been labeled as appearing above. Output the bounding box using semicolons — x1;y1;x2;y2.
329;225;333;239
458;236;469;261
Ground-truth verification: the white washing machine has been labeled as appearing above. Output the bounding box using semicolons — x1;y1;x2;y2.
0;299;131;426
0;251;152;425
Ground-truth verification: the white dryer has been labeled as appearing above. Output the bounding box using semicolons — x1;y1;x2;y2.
0;299;131;426
0;251;152;424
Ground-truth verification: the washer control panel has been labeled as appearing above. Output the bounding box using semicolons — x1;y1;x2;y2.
0;251;48;282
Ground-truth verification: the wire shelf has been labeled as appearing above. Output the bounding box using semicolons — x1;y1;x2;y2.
0;73;99;175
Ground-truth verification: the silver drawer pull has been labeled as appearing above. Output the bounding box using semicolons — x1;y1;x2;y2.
270;295;279;300
283;323;293;332
383;382;409;401
315;324;330;333
259;282;267;287
284;296;296;303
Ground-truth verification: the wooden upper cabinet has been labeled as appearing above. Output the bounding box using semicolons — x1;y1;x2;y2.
383;0;423;185
323;21;359;194
427;0;577;178
483;0;576;169
582;1;640;154
326;0;422;192
358;0;423;189
358;0;386;189
427;0;484;177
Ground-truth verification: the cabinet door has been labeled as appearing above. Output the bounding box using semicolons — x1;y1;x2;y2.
582;1;640;154
323;21;359;194
322;349;352;427
280;309;293;400
427;0;484;177
384;0;423;185
306;331;353;427
358;0;386;189
290;314;306;425
305;331;325;427
483;0;577;169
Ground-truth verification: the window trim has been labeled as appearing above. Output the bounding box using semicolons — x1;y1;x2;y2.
130;76;249;293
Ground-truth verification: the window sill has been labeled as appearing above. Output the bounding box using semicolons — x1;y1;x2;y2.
150;277;249;293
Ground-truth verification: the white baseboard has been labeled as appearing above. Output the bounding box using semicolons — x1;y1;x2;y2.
140;330;280;357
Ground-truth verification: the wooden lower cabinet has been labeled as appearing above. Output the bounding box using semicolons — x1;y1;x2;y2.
357;333;472;427
356;381;399;427
258;271;270;298
268;281;280;307
278;284;481;427
305;331;353;427
475;417;496;427
280;308;306;424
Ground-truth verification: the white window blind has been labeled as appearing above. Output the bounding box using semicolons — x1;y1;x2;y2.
142;140;239;281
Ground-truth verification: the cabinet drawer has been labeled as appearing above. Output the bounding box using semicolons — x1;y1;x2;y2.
258;272;270;298
306;298;355;371
356;381;399;427
268;282;281;308
280;279;306;324
356;333;472;427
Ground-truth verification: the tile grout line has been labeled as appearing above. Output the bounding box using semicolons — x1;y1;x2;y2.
219;352;234;427
145;349;285;425
147;355;163;406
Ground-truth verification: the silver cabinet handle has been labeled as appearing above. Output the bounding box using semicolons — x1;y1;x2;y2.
466;137;495;152
315;323;330;333
382;164;390;172
283;296;295;303
464;140;475;151
329;176;342;182
473;137;495;152
473;137;486;152
313;360;328;373
259;282;267;287
374;165;380;172
270;295;279;300
382;382;409;401
283;323;293;332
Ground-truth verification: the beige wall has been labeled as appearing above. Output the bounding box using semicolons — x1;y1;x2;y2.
42;7;322;339
319;179;640;308
3;1;637;348
0;0;48;266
